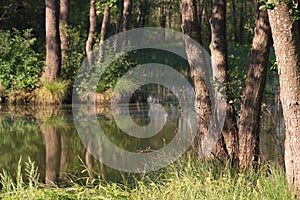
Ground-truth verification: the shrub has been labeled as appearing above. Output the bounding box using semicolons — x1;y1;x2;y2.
0;29;43;91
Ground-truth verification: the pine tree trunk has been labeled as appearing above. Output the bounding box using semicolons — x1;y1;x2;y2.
86;0;97;66
210;0;238;161
179;0;202;45
180;0;216;159
44;0;61;82
268;1;300;195
238;1;271;170
59;0;70;72
116;0;132;52
99;4;110;62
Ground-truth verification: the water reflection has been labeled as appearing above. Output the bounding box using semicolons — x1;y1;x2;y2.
0;104;285;183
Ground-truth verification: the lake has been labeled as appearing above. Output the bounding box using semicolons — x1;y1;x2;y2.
0;103;284;184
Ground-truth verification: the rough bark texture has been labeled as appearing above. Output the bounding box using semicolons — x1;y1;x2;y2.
268;1;300;196
210;0;238;161
86;0;97;66
180;0;215;159
238;1;272;170
180;0;202;45
59;0;70;70
44;0;61;82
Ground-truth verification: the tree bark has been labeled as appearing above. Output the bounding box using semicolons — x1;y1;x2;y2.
59;0;70;72
238;1;272;170
180;0;216;159
99;4;110;62
210;0;238;161
86;0;97;66
116;0;132;52
122;0;132;32
239;0;245;44
180;0;203;45
43;0;61;82
268;1;300;195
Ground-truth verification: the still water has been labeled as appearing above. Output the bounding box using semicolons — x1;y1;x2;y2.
0;103;182;183
0;103;284;183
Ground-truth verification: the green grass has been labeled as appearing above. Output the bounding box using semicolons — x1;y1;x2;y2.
0;155;293;200
35;79;69;105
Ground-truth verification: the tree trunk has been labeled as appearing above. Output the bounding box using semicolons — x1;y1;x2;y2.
44;0;61;82
179;0;202;45
59;0;70;72
86;0;97;66
99;4;110;62
210;0;238;161
239;0;245;44
268;1;300;196
180;0;217;159
238;1;272;170
122;0;132;32
232;0;238;43
116;0;132;52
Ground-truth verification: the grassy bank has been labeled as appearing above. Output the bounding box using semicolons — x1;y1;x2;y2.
0;156;293;199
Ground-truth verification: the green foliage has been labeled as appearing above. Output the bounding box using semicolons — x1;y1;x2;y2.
0;155;293;199
227;44;250;113
36;80;69;105
0;29;43;91
61;26;86;81
97;52;138;93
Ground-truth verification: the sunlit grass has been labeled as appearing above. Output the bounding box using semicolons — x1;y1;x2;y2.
35;79;69;105
0;155;293;199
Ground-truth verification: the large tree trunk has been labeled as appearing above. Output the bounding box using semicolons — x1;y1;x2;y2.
180;0;217;159
86;0;97;66
43;0;61;82
238;1;272;170
179;0;203;45
209;0;238;161
268;1;300;196
59;0;70;72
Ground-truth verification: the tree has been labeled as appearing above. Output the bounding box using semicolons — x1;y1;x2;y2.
179;0;202;45
60;0;71;72
268;0;300;195
180;0;218;159
209;0;239;161
116;0;132;51
86;0;97;66
99;3;110;62
238;1;272;170
43;0;61;82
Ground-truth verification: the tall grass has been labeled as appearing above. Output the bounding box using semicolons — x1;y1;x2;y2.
35;79;69;105
0;155;293;199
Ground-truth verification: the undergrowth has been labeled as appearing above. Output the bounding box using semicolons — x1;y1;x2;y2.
0;155;293;199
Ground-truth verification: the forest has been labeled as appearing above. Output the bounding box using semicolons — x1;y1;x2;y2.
0;0;300;199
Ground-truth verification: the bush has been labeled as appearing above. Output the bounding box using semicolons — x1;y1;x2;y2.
0;29;43;91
